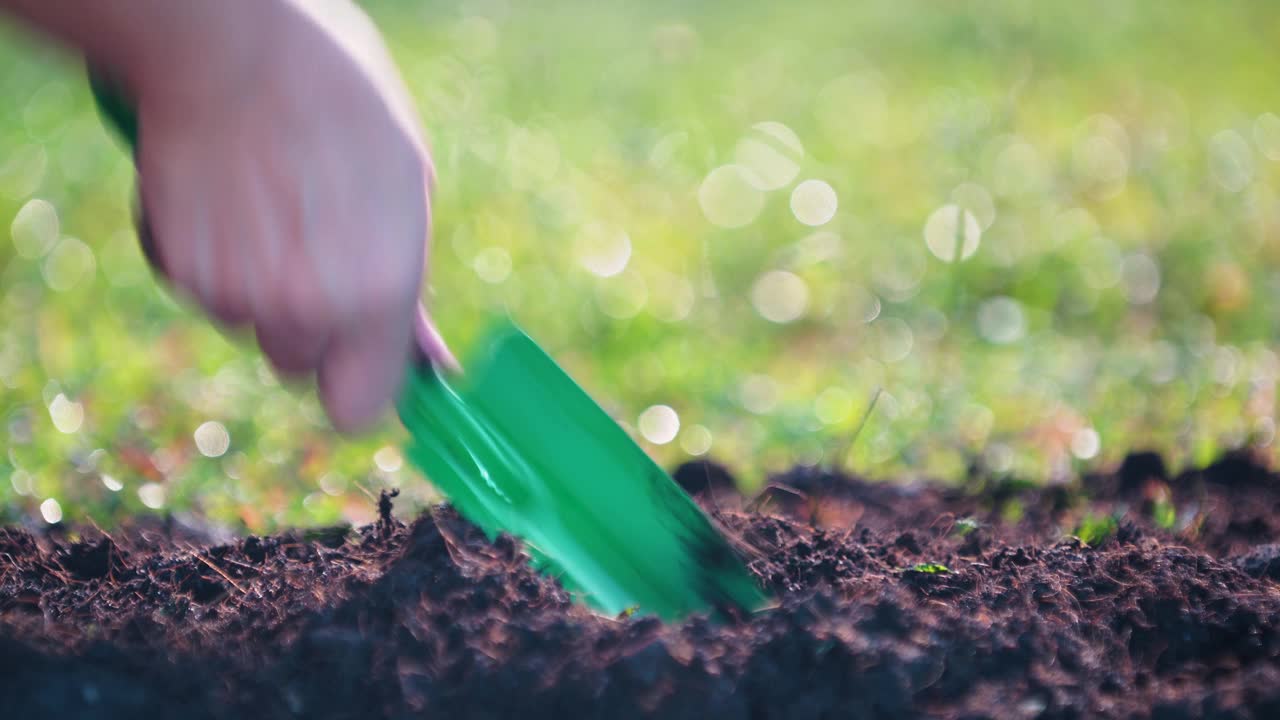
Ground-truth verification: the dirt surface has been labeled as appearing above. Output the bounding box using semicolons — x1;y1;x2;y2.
3;452;1280;719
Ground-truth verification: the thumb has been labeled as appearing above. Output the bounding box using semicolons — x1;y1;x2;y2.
317;301;416;434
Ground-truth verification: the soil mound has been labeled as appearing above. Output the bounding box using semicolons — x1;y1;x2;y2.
3;452;1279;718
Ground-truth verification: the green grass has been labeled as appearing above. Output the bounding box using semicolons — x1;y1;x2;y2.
1;1;1279;531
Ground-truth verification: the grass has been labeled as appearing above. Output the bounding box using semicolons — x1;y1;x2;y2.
1;0;1279;531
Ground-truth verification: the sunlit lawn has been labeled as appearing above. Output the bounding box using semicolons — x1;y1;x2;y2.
2;0;1278;531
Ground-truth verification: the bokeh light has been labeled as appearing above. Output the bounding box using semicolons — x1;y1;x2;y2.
39;497;61;524
680;424;713;456
138;483;166;510
977;297;1026;345
790;180;838;226
950;183;995;230
574;223;631;278
638;405;680;445
924;204;981;262
1071;428;1101;460
42;237;95;291
698;165;764;228
751;270;809;323
374;446;404;473
1121;254;1161;305
0;1;1277;530
194;421;231;458
735;122;803;191
875;318;915;363
10;197;58;258
48;393;83;434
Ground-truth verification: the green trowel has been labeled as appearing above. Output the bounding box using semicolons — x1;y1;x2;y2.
90;75;768;621
399;322;766;619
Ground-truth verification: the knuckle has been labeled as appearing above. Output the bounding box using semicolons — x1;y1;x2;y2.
364;264;420;314
346;248;421;317
205;290;251;327
273;276;332;333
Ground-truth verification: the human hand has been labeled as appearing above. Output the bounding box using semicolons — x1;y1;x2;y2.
120;1;452;432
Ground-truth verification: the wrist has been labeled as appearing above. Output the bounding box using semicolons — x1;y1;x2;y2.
3;0;291;104
121;1;291;108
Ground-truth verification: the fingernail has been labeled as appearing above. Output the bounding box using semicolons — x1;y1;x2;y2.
415;304;460;373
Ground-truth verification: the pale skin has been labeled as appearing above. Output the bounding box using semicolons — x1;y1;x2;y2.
0;0;455;432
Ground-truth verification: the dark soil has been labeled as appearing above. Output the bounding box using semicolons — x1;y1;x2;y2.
4;450;1280;719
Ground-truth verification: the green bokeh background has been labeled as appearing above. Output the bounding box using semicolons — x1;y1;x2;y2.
1;1;1278;531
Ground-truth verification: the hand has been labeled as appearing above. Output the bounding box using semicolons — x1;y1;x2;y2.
123;1;451;431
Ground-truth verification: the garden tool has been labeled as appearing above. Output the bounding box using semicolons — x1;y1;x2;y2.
89;73;768;620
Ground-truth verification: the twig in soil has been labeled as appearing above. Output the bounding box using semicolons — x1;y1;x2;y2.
215;556;259;574
79;585;105;608
430;511;469;567
700;462;722;514
195;554;247;595
86;516;112;540
40;562;72;585
352;479;377;502
744;482;807;515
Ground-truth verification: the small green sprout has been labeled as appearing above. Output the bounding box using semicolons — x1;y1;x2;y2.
1000;499;1025;524
617;605;641;619
953;517;981;536
1152;499;1176;530
908;563;951;574
1073;514;1118;546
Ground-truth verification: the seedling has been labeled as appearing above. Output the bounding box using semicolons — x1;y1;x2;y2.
1000;499;1025;524
953;517;981;536
1073;513;1119;546
1152;499;1177;530
907;563;951;574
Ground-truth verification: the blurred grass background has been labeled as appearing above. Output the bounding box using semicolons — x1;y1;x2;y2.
1;0;1278;531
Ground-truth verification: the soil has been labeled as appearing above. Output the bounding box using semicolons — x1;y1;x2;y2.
4;451;1280;719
